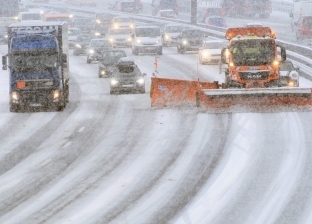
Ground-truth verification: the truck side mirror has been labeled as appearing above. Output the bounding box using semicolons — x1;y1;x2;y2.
280;47;286;62
221;48;228;64
2;56;7;70
62;53;68;68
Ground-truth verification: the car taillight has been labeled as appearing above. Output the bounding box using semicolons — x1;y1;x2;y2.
301;27;305;31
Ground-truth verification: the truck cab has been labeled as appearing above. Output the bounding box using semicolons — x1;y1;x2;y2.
2;22;69;112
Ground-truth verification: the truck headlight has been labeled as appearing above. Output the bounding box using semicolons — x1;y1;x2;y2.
111;79;119;85
95;32;100;36
101;70;106;75
11;91;19;101
4;35;8;39
109;38;114;42
127;37;132;42
96;19;100;23
165;34;170;40
136;39;141;43
76;44;81;48
114;23;119;28
53;90;60;99
89;49;94;54
136;78;144;85
130;24;134;28
182;40;188;45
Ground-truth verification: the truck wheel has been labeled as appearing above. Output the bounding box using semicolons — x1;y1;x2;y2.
10;104;20;113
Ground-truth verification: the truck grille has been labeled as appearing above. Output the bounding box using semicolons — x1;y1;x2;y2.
18;79;54;89
239;71;269;80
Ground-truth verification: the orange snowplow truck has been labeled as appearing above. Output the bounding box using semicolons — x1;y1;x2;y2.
221;27;285;88
150;26;312;111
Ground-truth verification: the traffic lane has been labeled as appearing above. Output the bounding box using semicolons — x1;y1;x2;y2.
172;112;308;224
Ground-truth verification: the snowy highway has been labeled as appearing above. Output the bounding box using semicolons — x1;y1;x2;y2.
1;1;312;223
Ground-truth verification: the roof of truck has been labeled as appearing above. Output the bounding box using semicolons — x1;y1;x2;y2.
8;21;67;27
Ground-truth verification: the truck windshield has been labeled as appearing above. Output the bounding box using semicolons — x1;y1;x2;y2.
10;52;58;72
230;39;275;66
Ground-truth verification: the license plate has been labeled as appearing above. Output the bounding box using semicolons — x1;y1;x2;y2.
122;84;133;87
29;103;42;107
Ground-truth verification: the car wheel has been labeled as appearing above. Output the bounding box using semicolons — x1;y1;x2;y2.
10;104;20;113
73;50;77;56
158;48;162;55
87;58;91;64
199;55;203;64
133;47;138;55
139;87;145;94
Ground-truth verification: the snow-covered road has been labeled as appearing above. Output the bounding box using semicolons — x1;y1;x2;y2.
1;40;312;223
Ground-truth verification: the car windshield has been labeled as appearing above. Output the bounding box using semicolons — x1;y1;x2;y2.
203;42;225;49
68;29;81;36
160;11;175;16
100;51;127;65
165;26;183;33
11;52;58;72
114;17;129;23
74;19;92;25
77;35;92;42
109;29;131;35
207;18;225;23
230;39;275;66
135;28;160;37
90;40;111;47
182;30;204;38
279;62;294;71
22;13;42;20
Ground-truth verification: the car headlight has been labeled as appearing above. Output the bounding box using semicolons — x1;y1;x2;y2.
69;14;73;18
11;91;19;101
136;78;144;85
89;49;94;54
290;72;299;79
127;37;132;42
111;79;119;85
101;70;106;75
114;23;118;28
130;24;134;28
96;19;100;23
14;16;18;20
136;39;141;43
4;35;8;38
40;11;44;14
76;44;81;48
53;90;60;99
202;51;211;58
95;32;100;36
109;38;114;42
165;34;170;40
182;40;188;45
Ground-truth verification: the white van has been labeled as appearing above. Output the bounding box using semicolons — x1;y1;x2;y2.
290;1;312;22
132;26;162;55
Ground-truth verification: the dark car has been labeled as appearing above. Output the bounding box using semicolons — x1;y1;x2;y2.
110;57;147;94
87;39;113;63
294;16;312;40
73;34;93;55
72;18;94;33
92;22;110;37
109;1;138;13
152;0;178;16
279;60;300;87
177;29;208;54
197;6;222;23
205;16;227;28
98;49;127;77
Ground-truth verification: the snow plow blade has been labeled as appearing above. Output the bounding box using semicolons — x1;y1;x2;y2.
198;87;312;111
150;77;218;107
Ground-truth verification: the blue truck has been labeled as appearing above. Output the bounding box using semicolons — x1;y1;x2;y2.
2;22;69;112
